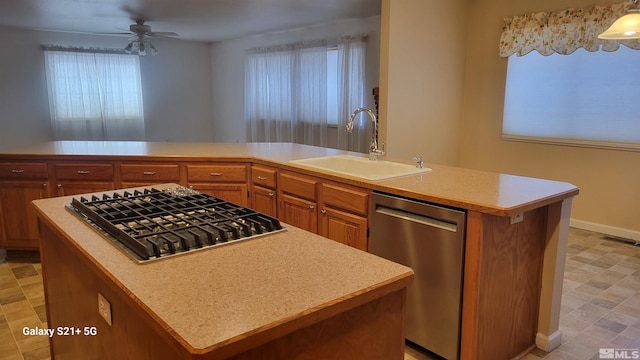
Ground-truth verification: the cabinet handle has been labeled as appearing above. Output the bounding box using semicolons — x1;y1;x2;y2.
210;172;223;176
77;170;90;174
268;192;274;197
257;176;267;181
57;184;62;188
321;209;326;214
11;169;25;173
309;205;315;210
143;171;156;175
42;183;47;188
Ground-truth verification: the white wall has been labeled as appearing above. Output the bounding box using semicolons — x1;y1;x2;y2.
0;27;214;149
209;16;381;144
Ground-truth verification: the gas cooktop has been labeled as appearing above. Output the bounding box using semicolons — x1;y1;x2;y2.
66;186;285;263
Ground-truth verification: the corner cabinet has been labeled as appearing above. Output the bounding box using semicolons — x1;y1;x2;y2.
0;162;51;249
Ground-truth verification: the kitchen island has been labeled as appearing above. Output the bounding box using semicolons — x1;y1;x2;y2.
2;141;579;359
33;185;414;359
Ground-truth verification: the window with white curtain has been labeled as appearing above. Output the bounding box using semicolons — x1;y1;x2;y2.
499;1;640;151
44;49;145;141
245;36;367;152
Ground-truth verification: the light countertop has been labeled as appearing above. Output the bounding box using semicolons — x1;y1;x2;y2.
32;185;414;353
2;141;579;216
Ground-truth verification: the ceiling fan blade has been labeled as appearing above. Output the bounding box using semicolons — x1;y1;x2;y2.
148;31;179;37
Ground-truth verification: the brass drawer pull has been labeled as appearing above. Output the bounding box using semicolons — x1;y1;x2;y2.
77;170;90;174
268;192;274;197
11;169;25;173
257;176;267;181
143;171;156;175
210;172;223;176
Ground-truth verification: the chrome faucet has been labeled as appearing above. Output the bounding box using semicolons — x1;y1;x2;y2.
346;107;385;160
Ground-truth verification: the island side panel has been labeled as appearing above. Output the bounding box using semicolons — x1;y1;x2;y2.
38;219;192;360
461;207;546;360
229;288;407;360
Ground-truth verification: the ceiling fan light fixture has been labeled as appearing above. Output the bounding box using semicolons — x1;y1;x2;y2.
599;0;640;39
124;38;157;56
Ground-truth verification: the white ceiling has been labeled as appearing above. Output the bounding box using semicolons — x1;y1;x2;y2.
0;0;381;42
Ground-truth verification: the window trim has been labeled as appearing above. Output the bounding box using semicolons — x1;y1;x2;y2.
502;134;640;152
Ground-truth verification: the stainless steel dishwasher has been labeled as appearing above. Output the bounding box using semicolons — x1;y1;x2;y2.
370;192;466;360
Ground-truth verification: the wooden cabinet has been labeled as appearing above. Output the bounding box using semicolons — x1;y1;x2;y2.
250;165;277;217
278;171;369;250
319;182;369;251
278;172;318;233
54;163;115;196
120;163;181;188
187;164;248;206
0;162;51;249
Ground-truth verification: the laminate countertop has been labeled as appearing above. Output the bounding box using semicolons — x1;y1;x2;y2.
32;185;414;354
1;141;579;216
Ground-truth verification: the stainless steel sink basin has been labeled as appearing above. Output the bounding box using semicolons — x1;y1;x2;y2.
289;155;431;181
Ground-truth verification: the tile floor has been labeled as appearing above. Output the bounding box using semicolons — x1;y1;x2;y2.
1;228;639;360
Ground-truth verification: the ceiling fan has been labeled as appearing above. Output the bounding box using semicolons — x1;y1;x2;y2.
110;19;179;56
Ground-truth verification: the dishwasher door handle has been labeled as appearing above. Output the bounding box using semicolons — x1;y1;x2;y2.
375;206;458;232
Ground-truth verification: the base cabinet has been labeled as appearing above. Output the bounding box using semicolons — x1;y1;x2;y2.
187;164;249;206
278;171;369;250
54;163;115;196
0;162;51;249
0;180;50;249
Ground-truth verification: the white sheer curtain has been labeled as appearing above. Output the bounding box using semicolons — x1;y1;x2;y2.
245;41;327;147
336;36;367;152
44;49;145;141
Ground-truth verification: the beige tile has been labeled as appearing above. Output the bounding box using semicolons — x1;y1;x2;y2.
17;274;43;287
10;264;39;279
21;282;45;300
2;299;37;323
0;286;27;305
22;345;51;360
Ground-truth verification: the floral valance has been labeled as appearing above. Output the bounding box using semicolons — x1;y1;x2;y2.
499;1;640;57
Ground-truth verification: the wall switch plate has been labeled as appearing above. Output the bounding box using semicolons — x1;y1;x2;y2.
510;213;524;224
98;292;112;326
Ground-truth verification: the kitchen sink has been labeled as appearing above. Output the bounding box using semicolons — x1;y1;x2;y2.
288;155;431;181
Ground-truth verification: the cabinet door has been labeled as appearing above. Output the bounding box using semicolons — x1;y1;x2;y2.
251;185;277;218
279;193;317;233
319;206;368;251
56;182;116;197
0;180;50;249
190;183;249;207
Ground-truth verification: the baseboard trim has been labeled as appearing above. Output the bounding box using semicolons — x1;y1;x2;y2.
536;330;562;352
570;219;640;244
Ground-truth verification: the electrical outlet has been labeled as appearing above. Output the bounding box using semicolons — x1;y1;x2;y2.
510;213;524;224
98;293;112;326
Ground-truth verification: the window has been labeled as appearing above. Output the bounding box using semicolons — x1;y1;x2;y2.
245;36;366;151
502;46;640;151
44;49;145;141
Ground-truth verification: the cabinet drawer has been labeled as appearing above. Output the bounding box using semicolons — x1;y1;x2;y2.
0;162;48;179
55;163;114;181
321;183;369;216
187;165;247;182
279;172;317;201
251;165;276;189
121;164;180;181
